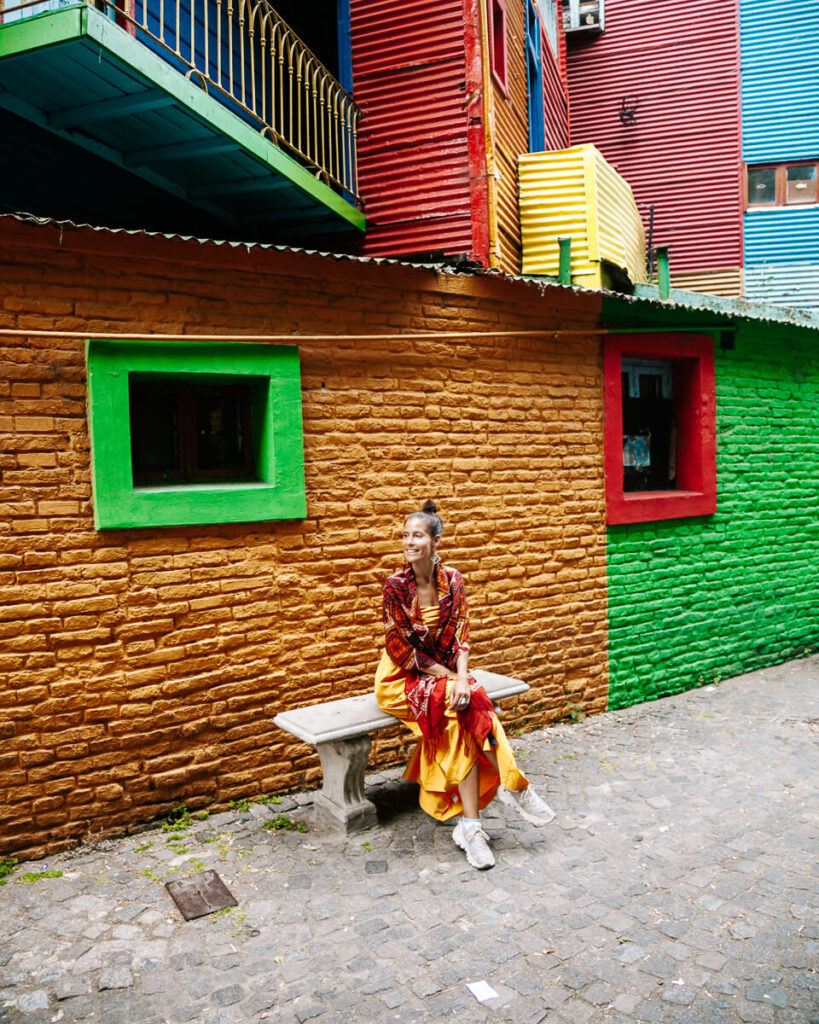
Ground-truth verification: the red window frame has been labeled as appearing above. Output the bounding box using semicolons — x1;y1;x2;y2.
488;0;509;96
604;334;717;525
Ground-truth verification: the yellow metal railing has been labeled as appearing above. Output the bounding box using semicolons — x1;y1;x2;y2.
3;0;360;200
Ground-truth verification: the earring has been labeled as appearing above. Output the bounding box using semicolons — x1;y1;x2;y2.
433;553;441;565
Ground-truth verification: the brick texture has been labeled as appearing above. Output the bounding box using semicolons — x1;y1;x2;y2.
0;218;609;858
606;320;819;708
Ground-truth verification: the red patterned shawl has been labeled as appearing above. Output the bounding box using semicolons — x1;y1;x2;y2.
382;563;493;752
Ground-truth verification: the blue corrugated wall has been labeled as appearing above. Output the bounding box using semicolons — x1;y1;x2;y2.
744;208;819;265
741;0;819;307
740;0;819;163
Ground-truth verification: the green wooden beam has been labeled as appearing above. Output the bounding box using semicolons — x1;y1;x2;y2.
49;87;174;128
0;4;86;58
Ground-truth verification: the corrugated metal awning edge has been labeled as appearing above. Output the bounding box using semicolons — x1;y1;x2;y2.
4;211;819;333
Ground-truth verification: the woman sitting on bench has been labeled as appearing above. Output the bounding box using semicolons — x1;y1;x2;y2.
374;499;555;870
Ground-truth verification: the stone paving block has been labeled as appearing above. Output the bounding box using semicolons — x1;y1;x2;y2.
98;967;134;991
554;996;596;1022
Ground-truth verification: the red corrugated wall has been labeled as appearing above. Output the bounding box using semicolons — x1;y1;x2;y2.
350;0;480;260
565;0;743;273
543;10;569;151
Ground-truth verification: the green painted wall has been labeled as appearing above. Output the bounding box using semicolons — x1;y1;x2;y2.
604;308;819;709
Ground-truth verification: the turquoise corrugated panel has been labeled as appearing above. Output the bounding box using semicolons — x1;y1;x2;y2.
740;0;819;162
745;263;819;309
744;208;819;265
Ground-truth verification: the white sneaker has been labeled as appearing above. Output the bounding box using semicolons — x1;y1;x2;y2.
499;785;556;826
452;820;495;870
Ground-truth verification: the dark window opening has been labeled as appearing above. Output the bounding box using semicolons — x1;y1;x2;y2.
489;0;508;94
622;359;676;492
129;376;260;486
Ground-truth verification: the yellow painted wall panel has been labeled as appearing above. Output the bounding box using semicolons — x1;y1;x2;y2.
519;144;647;288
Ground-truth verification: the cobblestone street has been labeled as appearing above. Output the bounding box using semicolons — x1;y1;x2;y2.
1;656;817;1024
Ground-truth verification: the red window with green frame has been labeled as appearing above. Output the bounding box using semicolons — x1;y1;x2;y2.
603;334;717;525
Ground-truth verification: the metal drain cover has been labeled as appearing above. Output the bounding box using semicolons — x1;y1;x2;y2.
166;871;238;920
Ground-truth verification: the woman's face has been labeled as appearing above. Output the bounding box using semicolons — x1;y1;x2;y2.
403;516;440;567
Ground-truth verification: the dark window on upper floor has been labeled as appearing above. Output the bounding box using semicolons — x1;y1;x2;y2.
489;0;508;96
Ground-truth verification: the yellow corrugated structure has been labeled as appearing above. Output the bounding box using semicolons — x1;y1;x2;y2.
519;144;647;289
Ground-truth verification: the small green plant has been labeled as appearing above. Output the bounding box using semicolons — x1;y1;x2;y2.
209;905;235;921
256;794;282;806
162;805;192;834
0;858;17;885
361;841;372;852
229;799;251;812
564;701;586;723
264;815;306;833
196;811;210;820
18;869;63;884
134;841;154;853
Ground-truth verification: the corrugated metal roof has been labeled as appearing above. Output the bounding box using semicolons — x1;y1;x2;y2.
744;208;819;266
740;0;819;163
565;0;743;273
627;282;819;329
5;210;819;332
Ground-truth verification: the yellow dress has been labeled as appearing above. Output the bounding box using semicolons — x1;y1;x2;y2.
374;604;528;821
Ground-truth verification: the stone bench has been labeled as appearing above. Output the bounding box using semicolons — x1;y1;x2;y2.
273;669;529;833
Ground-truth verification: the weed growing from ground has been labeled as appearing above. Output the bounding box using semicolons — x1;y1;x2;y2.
0;858;17;885
264;815;306;833
17;869;63;884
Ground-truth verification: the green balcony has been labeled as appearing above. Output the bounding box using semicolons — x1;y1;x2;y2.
0;0;364;241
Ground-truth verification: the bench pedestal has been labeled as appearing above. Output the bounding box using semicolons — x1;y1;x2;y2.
313;736;379;833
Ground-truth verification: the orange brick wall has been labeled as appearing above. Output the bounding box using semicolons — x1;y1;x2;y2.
0;219;609;858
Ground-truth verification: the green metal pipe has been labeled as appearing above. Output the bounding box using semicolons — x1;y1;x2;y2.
656;246;671;299
558;237;572;286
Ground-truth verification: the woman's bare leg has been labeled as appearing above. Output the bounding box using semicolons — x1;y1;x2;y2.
459;760;480;819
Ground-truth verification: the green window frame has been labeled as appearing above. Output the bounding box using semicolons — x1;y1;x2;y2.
87;340;306;529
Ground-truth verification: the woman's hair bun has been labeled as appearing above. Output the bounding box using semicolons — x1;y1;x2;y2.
406;499;444;539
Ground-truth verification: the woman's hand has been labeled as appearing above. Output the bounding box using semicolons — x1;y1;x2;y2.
448;676;471;711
